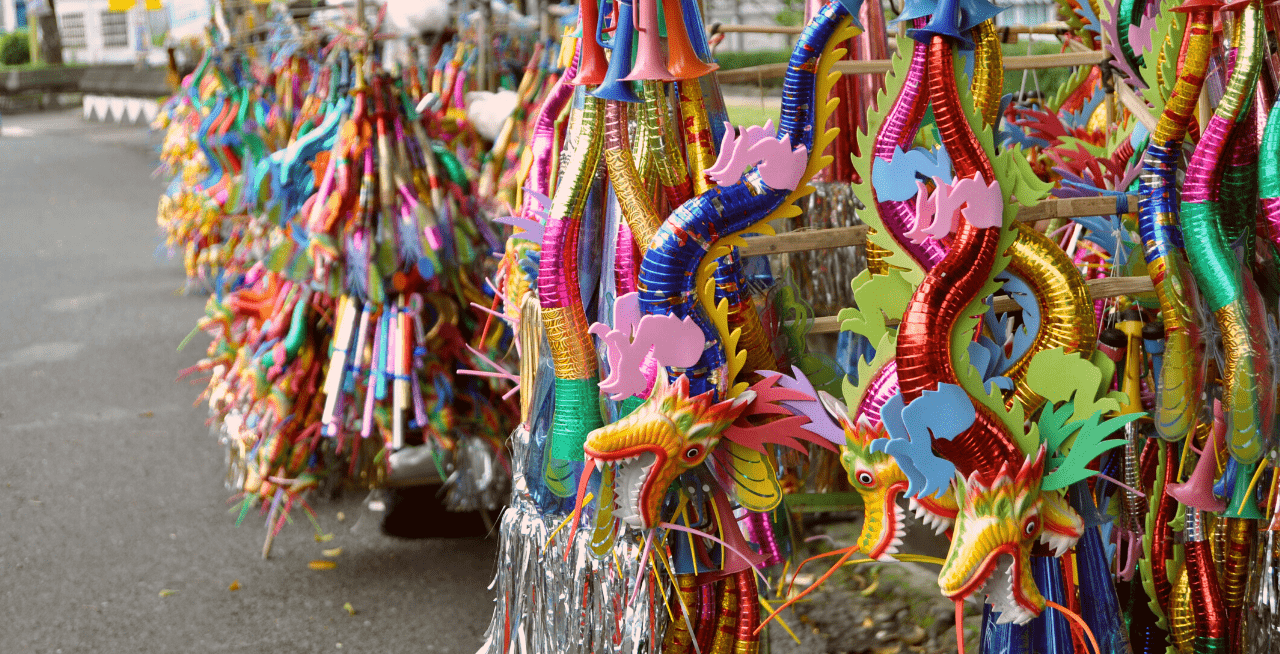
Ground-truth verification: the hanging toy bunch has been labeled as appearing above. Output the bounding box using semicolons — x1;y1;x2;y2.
154;35;276;292
407;0;548;214
479;0;873;649
155;10;535;550
777;0;1280;650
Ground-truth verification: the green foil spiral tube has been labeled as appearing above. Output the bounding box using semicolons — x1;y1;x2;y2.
1180;0;1272;465
539;94;606;468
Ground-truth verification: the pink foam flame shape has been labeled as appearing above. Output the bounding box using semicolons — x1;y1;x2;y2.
905;172;1003;244
705;120;808;191
588;293;706;400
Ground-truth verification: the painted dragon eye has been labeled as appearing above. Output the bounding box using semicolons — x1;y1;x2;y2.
684;446;702;461
856;471;875;487
1023;518;1039;536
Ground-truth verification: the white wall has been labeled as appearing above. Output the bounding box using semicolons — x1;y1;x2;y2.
56;0;156;64
1;0;23;34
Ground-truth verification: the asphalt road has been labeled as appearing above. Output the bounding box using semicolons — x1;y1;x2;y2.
0;111;497;653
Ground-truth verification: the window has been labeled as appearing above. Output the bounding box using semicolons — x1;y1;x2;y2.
101;11;128;48
60;12;86;49
1022;2;1052;26
147;8;169;36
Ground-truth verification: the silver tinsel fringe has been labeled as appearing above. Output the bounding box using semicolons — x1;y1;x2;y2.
477;427;669;654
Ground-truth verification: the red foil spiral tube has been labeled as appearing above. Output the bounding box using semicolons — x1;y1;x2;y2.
1151;439;1179;622
1184;510;1228;652
662;573;700;654
1220;517;1255;651
696;582;719;653
733;570;760;654
894;36;1022;477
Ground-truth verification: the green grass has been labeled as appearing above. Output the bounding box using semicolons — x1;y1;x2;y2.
725;103;780;127
1000;41;1073;99
0;62;87;72
715;49;793;71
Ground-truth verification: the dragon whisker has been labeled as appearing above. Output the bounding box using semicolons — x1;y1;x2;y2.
786;544;859;596
755;546;859;635
1046;600;1100;654
629;527;659;607
657;521;771;592
564;458;597;561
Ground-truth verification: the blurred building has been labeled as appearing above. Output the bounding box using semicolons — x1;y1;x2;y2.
1;0;29;32
0;0;175;63
55;0;170;63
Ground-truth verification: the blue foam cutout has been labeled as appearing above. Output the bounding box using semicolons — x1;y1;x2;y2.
905;0;1004;47
993;272;1038;367
871;384;971;499
871;145;953;202
836;0;867;30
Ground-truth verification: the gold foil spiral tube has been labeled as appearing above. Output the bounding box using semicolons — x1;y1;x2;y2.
1153;13;1213;145
1220;517;1255;645
604;99;663;250
543;305;596;379
971;20;1004;129
969;18;1095;416
642;81;693;193
1002;222;1099;413
661;574;699;654
1209;513;1225;580
679;80;720;195
1169;563;1196;654
710;577;739;654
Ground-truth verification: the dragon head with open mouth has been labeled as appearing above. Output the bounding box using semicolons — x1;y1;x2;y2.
583;376;755;529
839;416;958;561
938;447;1081;625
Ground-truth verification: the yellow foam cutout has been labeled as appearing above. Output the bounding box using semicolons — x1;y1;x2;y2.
694;18;857;397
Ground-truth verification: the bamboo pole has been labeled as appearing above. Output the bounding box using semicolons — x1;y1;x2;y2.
803;276;1157;334
739;195;1140;256
707;22;1072;37
715;50;1108;83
